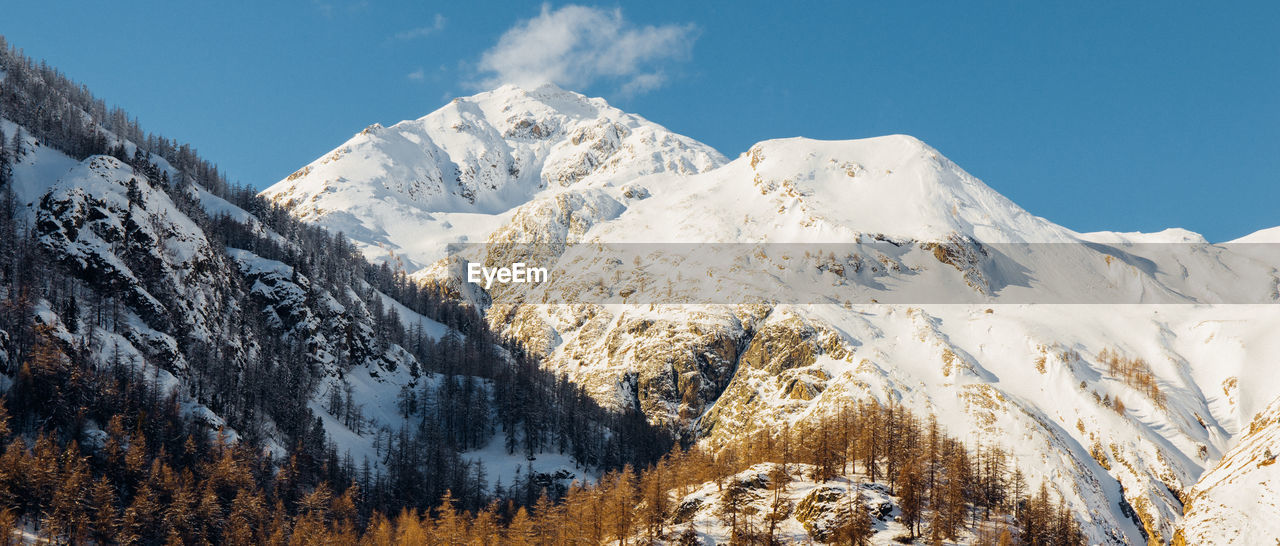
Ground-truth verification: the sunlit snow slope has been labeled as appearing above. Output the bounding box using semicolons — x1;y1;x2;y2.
262;83;724;271
265;85;1280;545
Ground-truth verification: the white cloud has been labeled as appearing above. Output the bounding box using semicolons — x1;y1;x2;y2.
407;68;426;81
617;72;666;98
393;14;447;41
474;4;696;94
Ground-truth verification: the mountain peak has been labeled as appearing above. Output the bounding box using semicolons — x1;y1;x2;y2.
262;85;725;268
431;83;609;125
692;135;1071;243
488;81;575;96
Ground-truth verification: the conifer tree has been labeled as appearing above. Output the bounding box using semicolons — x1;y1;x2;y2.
764;464;792;543
434;489;467;544
363;512;396;546
898;455;925;539
47;443;90;543
120;483;162;544
833;489;874;546
8;130;22;162
0;507;16;546
531;491;561;543
469;501;500;545
0;130;10;188
393;508;428;544
194;486;222;543
717;478;750;542
604;466;638;545
506;506;535;546
226;488;264;545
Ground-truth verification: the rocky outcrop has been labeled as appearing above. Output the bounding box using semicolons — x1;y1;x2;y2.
794;483;893;543
512;305;758;429
35;156;227;353
699;310;851;443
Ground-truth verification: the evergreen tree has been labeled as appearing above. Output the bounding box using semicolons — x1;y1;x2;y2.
434;489;467;543
7;130;22;162
833;489;873;546
603;467;637;545
0;129;11;188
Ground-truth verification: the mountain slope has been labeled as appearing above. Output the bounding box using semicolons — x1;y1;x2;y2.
261;83;725;271
7;137;662;496
266;86;1280;544
0;58;683;540
1179;394;1280;544
601;135;1075;244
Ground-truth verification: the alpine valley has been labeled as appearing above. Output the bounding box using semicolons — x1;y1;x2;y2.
1;38;1277;545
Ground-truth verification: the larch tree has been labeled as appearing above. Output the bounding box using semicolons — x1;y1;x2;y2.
717;477;751;543
764;463;793;543
898;455;925;539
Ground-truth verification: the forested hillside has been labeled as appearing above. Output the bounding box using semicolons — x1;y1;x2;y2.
0;36;675;543
0;34;1113;544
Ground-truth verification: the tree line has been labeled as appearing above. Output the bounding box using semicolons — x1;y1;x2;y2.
81;399;1075;545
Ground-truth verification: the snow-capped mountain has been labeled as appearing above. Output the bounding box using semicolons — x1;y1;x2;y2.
262;83;725;272
265;85;1280;544
6;43;743;545
1;94;649;518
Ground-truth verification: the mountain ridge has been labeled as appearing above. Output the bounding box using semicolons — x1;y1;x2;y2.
260;85;1280;544
261;83;725;271
264;84;1260;250
0;47;681;540
22;38;1280;543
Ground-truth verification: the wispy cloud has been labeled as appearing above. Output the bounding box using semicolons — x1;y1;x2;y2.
393;14;447;41
407;68;426;81
473;4;696;95
617;72;667;98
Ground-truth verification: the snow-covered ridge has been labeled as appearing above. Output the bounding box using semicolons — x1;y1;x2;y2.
191;184;291;247
261;83;725;270
36;156;224;339
1228;225;1280;244
265;85;1280;544
673;135;1075;243
14;146;494;479
446;134;1280;308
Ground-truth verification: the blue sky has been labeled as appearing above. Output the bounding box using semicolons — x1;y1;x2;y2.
5;1;1278;241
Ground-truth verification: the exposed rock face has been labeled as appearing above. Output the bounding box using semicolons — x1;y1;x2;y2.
919;233;991;294
30;154;442;455
794;485;851;542
671;497;704;525
226;249;412;376
486;189;625;249
665;463;904;544
699;309;850;443
36;156;227;360
793;482;892;543
498;304;756;430
739;314;821;374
